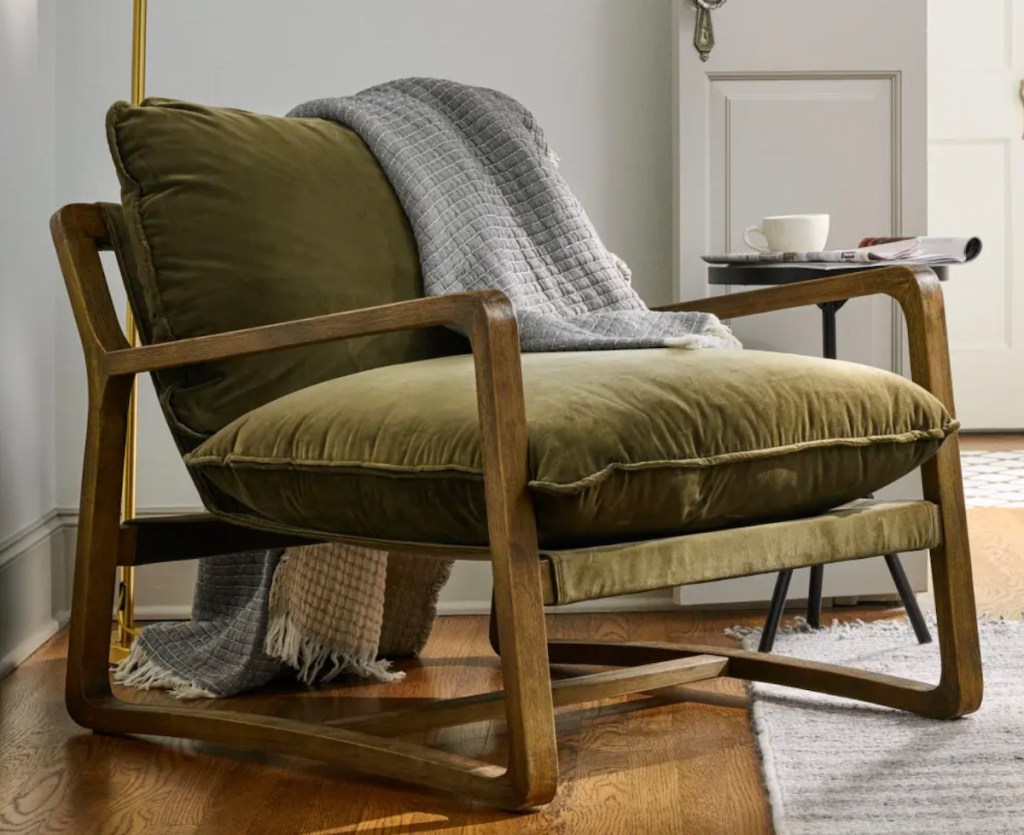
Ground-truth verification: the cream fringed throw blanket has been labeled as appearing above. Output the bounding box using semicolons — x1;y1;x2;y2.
115;78;736;698
116;546;452;697
267;547;453;682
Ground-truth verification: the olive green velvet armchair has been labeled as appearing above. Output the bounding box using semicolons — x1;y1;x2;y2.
51;99;981;811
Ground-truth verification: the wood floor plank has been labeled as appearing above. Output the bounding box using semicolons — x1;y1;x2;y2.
959;434;1024;452
963;509;1024;619
1;509;1018;834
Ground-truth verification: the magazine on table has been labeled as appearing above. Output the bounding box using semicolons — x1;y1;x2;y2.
703;236;982;266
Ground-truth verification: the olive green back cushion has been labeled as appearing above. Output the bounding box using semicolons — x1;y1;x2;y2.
187;349;956;547
106;98;461;448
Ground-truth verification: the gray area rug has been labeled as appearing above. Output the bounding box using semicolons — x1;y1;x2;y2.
961;450;1024;507
736;617;1024;835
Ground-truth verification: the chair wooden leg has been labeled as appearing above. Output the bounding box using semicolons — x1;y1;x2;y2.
920;435;982;716
473;302;559;808
65;377;132;725
487;541;558;808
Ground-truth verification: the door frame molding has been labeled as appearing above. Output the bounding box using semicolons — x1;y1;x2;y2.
701;69;907;375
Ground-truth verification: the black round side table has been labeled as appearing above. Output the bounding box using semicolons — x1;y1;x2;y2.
708;262;949;652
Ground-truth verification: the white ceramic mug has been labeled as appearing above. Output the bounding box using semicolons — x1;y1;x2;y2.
743;214;830;254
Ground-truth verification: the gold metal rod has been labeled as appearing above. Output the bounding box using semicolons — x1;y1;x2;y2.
131;0;147;105
113;0;148;664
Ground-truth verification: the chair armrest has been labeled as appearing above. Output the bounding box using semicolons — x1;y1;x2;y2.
102;290;514;377
102;288;533;562
655;265;957;414
655;264;934;320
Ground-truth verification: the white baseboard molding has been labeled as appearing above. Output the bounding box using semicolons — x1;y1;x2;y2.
136;592;678;621
0;514;72;679
0;618;63;680
0;509;61;569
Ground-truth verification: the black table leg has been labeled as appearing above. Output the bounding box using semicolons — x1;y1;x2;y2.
794;302;847;629
807;565;824;629
758;298;929;651
759;569;793;653
883;553;933;644
820;300;843;360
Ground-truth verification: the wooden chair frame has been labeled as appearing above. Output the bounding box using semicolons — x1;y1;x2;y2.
52;202;982;811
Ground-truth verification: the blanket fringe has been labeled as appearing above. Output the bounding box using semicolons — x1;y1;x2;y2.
666;319;743;351
264;613;404;685
726;615;936;644
113;638;220;700
726;612;1022;645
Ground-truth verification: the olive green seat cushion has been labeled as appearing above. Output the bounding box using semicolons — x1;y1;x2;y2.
106;98;461;450
186;349;956;548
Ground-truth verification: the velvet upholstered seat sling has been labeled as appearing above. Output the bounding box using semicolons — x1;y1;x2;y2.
53;99;982;810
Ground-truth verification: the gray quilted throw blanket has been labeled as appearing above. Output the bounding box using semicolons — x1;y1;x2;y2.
290;78;739;351
117;550;288;698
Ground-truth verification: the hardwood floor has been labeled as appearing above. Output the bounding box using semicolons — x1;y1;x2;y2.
1;509;1020;835
959;434;1024;452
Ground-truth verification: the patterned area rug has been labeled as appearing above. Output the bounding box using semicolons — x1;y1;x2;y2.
961;450;1024;507
738;618;1024;835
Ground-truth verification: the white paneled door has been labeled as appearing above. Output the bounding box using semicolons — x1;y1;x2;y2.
930;0;1024;429
672;0;929;606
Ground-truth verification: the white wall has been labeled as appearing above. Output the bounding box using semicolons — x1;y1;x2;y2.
52;0;679;614
1;0;56;546
0;0;66;673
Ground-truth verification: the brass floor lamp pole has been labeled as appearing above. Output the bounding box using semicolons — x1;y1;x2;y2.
110;0;147;665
